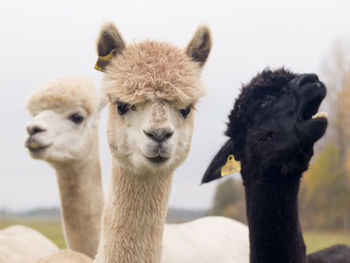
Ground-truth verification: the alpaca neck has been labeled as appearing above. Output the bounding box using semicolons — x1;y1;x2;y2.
54;148;104;258
242;164;306;263
95;160;173;263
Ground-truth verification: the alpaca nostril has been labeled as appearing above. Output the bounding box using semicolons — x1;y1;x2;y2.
27;125;46;136
143;129;174;143
299;74;319;87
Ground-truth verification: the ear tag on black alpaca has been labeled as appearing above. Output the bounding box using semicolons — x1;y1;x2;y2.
221;154;241;177
94;48;117;72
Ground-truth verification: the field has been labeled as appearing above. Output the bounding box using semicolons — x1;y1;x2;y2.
0;219;349;253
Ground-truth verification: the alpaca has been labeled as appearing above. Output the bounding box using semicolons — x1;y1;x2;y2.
202;68;350;263
0;225;58;263
93;22;249;263
25;77;106;258
37;250;93;263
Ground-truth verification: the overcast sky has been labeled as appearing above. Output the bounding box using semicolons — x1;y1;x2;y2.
0;0;349;211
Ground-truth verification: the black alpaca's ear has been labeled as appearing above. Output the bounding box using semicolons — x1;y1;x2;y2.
95;22;125;72
185;25;212;68
201;139;235;184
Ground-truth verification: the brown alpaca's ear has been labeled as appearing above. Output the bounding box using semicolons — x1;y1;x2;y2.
201;139;237;184
95;22;125;72
185;25;212;67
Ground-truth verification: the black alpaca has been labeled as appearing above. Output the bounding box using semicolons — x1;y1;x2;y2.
202;68;350;263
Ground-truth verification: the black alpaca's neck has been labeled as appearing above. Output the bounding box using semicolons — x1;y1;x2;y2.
243;165;307;263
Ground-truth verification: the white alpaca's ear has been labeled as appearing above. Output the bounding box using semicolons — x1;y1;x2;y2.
95;22;125;71
185;25;212;68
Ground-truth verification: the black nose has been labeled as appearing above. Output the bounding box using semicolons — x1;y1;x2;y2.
27;125;46;136
143;128;174;143
299;73;319;86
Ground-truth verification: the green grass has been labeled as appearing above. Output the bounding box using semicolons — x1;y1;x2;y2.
304;231;350;253
0;219;349;253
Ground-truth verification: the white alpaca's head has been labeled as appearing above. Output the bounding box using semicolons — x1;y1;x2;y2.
96;22;211;175
25;77;106;165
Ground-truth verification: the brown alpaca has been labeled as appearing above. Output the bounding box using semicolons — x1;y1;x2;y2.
94;22;249;263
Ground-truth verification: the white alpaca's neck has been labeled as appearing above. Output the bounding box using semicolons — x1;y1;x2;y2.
54;142;104;258
95;160;173;263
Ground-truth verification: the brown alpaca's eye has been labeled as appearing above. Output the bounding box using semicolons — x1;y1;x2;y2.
180;105;191;118
117;103;131;115
69;113;84;124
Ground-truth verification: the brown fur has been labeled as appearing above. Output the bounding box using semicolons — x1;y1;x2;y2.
185;25;212;66
103;41;205;105
97;22;125;57
94;22;211;263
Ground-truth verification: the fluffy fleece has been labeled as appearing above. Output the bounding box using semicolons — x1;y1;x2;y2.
26;77;99;115
102;41;205;105
0;225;58;263
37;250;93;263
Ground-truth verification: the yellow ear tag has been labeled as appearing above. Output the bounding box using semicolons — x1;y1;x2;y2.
94;48;117;72
221;154;241;177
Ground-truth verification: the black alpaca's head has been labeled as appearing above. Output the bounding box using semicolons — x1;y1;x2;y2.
202;68;328;183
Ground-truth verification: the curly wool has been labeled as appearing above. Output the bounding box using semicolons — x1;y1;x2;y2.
102;41;205;105
26;77;99;116
225;68;296;158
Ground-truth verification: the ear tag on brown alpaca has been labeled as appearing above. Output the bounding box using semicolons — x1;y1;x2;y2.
221;154;241;177
94;48;117;72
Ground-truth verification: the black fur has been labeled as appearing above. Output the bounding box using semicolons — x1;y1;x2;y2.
308;245;350;263
202;68;332;263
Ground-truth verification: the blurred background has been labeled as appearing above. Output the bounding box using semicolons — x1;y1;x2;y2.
0;0;349;253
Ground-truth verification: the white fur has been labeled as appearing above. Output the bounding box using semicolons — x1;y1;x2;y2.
162;217;249;263
0;225;58;263
25;77;105;258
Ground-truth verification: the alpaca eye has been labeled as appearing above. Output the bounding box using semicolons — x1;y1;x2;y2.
260;102;268;109
69;113;84;124
117;103;131;115
180;105;192;118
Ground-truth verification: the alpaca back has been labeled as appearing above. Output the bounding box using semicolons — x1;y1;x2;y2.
0;225;58;263
37;249;93;263
162;216;249;263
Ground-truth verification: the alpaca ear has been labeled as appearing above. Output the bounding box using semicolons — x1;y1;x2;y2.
185;25;212;67
201;139;236;184
95;22;125;72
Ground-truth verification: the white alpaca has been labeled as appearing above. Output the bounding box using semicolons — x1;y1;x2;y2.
94;22;249;263
25;77;106;258
37;250;93;263
0;225;58;263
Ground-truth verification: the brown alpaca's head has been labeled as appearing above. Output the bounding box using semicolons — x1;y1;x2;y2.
96;22;211;175
202;68;328;183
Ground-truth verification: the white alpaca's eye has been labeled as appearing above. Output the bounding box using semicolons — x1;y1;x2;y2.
69;113;84;124
180;105;192;118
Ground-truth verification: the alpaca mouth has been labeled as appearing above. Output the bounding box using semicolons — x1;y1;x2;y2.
25;139;51;153
301;82;326;121
146;156;169;164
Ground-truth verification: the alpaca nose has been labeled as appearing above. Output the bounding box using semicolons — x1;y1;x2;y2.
299;73;319;86
26;125;46;136
143;128;174;143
